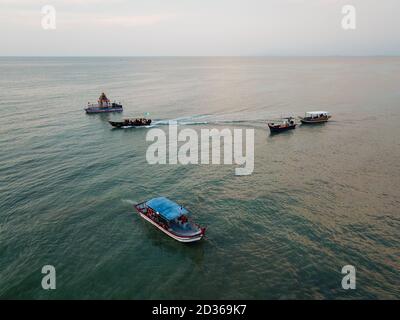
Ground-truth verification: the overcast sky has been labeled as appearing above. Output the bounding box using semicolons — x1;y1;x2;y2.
0;0;399;56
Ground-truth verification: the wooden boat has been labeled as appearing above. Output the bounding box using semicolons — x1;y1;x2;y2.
135;197;206;243
84;93;123;114
109;118;152;128
300;111;331;124
267;117;297;133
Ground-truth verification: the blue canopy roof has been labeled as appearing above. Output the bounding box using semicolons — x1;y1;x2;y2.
146;197;188;221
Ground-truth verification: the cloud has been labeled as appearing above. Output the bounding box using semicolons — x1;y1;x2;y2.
83;14;176;27
0;10;175;29
0;0;175;28
0;0;126;4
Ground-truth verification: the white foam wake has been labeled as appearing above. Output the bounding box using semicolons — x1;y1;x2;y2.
121;199;138;206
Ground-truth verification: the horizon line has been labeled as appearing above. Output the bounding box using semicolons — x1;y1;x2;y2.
1;54;400;58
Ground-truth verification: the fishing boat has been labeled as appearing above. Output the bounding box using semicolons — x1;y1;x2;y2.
84;92;123;114
299;111;331;124
109;118;152;128
135;197;206;243
267;117;297;133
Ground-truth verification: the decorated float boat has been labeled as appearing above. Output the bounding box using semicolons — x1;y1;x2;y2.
300;111;331;124
84;92;123;114
109;118;152;128
267;117;297;133
135;197;206;243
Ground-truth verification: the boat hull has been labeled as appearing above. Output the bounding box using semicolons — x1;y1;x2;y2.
300;116;331;124
109;120;152;128
85;107;123;114
135;207;205;243
300;119;329;124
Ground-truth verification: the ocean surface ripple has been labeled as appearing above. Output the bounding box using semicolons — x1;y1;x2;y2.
0;57;399;299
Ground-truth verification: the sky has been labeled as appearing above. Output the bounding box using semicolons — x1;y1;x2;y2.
0;0;399;56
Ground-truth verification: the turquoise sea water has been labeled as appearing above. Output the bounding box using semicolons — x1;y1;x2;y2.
0;57;399;299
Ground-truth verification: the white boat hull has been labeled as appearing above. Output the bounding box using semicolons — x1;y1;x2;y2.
137;212;204;243
300;117;331;124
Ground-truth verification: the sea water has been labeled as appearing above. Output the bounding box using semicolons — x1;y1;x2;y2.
0;57;399;299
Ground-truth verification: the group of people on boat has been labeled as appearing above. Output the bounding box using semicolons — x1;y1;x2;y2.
299;111;331;123
146;207;169;230
109;118;151;127
316;113;329;120
145;204;189;231
108;117;152;128
176;214;188;226
124;118;151;126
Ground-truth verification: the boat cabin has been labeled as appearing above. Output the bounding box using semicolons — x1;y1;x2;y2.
304;111;330;119
98;92;111;108
144;197;189;227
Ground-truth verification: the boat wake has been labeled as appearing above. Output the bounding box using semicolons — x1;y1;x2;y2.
121;199;138;206
149;115;264;127
115;114;268;130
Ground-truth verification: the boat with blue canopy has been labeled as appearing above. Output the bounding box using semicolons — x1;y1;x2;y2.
135;197;206;243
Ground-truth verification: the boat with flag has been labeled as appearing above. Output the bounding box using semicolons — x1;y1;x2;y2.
267;116;297;133
135;197;206;243
84;92;123;114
